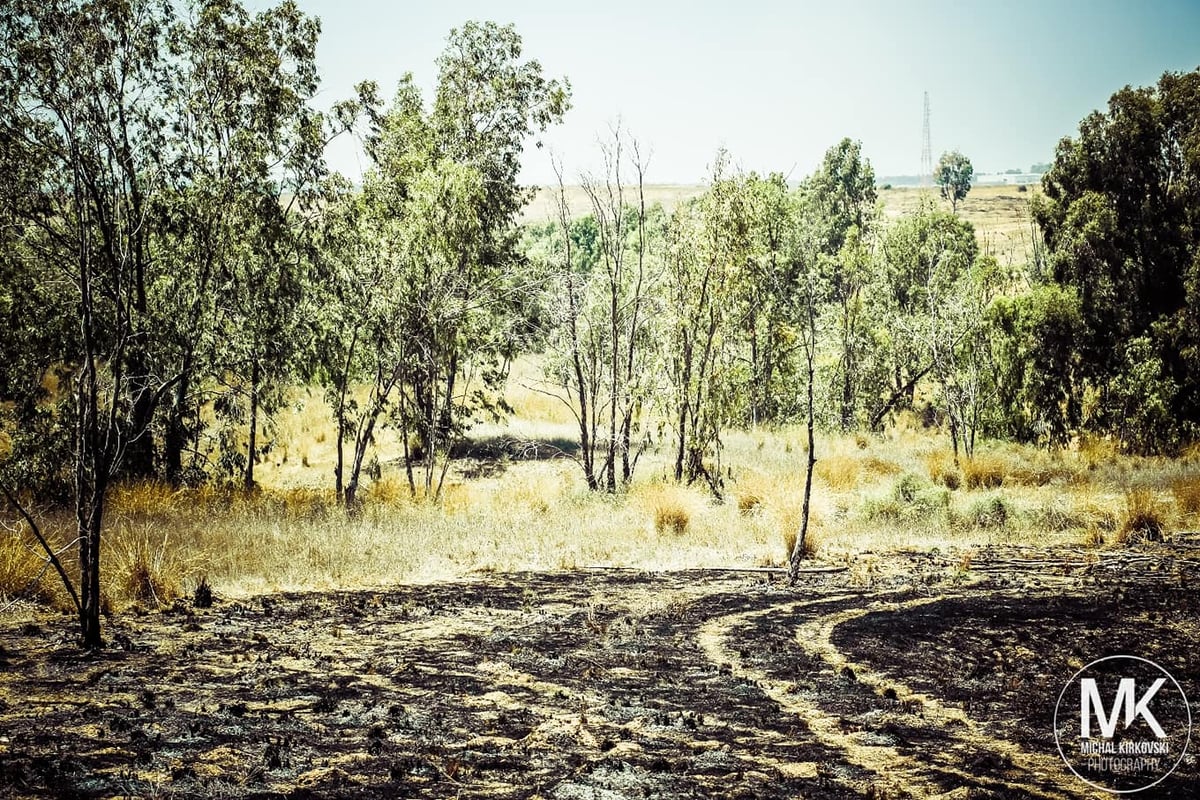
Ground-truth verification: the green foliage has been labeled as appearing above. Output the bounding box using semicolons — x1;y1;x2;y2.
318;21;570;504
1033;67;1200;453
967;493;1012;529
987;284;1083;446
935;150;974;212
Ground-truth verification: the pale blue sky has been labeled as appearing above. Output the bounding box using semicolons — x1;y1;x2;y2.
276;0;1200;184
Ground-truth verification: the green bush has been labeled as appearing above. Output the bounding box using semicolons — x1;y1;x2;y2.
968;494;1012;529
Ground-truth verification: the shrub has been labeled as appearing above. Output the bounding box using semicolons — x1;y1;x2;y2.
968;494;1011;529
893;472;926;504
863;497;905;522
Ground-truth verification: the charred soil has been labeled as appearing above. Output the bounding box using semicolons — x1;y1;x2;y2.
1;544;1198;799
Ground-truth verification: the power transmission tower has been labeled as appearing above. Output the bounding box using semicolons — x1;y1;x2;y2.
920;91;933;189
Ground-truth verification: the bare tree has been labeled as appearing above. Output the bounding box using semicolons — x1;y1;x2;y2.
545;124;656;492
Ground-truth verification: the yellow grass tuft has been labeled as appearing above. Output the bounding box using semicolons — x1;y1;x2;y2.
108;480;180;516
1170;474;1200;521
782;520;819;562
1078;435;1120;469
106;526;198;608
654;504;689;536
861;455;903;477
816;453;861;491
925;449;962;489
0;530;68;607
736;491;763;515
963;454;1006;490
365;473;413;506
1116;489;1168;546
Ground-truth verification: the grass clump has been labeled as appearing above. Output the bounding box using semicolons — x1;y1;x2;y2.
816;453;861;491
1116;489;1167;545
648;486;691;536
108;528;196;608
1170;474;1200;521
963;455;1006;490
0;532;66;607
925;450;962;490
736;491;763;515
783;523;818;562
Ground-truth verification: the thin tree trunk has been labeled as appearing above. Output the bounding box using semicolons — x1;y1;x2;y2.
244;358;260;491
790;277;819;585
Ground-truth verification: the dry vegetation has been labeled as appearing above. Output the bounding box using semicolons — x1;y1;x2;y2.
4;354;1198;618
5;183;1193;619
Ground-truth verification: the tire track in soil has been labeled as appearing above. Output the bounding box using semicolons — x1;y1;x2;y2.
697;592;1083;799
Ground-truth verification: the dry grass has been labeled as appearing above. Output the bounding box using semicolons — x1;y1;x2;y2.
963;454;1007;490
6;354;1200;607
1171;474;1200;523
815;452;861;491
1115;488;1168;545
924;449;961;489
0;531;67;607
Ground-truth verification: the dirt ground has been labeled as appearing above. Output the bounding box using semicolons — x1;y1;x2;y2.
1;542;1198;799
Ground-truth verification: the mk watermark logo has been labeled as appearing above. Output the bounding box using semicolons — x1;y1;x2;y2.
1055;655;1192;794
1080;676;1167;739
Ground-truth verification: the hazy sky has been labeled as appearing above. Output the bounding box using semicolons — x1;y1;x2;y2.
276;0;1200;184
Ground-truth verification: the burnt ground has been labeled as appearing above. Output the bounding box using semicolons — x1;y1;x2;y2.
0;544;1198;799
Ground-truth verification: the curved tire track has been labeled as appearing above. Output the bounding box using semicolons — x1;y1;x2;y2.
697;591;1084;799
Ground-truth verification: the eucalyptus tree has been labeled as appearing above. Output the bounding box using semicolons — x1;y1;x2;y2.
935;150;974;213
155;0;326;488
0;0;176;647
321;22;569;505
0;0;329;646
663;153;752;495
1033;68;1200;453
872;203;980;454
807;139;879;430
739;172;799;426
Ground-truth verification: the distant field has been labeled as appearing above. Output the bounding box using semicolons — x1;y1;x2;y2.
523;183;1043;268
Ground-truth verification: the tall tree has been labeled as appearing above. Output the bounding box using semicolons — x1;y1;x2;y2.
935;150;973;213
156;0;326;487
808;138;878;430
0;0;175;647
870;202;979;435
1033;68;1200;452
579;127;657;491
664;153;750;495
0;0;328;645
319;22;569;505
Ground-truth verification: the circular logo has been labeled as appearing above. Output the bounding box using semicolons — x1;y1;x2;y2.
1054;655;1191;794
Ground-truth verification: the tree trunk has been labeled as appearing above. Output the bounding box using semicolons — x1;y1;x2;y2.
77;477;106;649
790;288;819;585
163;374;189;486
244;358;260;492
123;351;157;480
